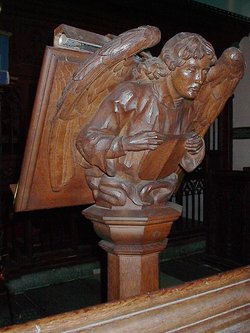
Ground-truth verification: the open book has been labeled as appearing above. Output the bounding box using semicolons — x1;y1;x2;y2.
139;134;187;180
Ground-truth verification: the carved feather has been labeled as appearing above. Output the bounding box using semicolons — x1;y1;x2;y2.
191;47;245;136
49;26;161;191
174;47;245;189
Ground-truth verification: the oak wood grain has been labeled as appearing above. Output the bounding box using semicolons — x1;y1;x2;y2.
1;266;249;332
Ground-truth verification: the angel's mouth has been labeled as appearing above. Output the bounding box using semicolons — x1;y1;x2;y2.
190;84;200;91
188;85;200;95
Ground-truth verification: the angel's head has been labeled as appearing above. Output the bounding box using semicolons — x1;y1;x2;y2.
160;32;216;71
159;32;217;100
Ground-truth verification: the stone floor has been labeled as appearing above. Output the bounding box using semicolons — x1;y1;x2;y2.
0;251;240;328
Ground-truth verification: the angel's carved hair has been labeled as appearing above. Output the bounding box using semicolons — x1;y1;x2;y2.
134;32;217;81
159;32;217;71
134;56;168;80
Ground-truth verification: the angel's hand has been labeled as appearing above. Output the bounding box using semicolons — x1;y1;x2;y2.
185;132;204;155
122;131;166;151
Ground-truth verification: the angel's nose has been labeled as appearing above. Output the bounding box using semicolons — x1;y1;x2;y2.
195;70;204;83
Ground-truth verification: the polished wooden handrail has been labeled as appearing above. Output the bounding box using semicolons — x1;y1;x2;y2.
1;266;249;332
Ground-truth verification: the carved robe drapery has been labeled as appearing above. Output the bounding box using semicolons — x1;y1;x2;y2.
76;80;205;208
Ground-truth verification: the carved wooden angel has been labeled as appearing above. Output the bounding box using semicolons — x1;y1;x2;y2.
49;25;244;210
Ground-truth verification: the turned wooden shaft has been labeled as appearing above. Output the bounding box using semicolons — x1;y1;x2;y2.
107;252;159;301
84;203;182;301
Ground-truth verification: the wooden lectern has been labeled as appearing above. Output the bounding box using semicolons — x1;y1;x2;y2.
14;24;244;301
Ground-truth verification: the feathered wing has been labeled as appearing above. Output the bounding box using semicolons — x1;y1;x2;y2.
48;25;161;191
190;47;245;136
175;47;244;188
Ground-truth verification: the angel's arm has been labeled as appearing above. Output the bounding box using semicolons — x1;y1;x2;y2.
76;84;166;175
76;96;125;174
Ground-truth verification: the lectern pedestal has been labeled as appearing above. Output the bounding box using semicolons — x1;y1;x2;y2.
83;202;182;301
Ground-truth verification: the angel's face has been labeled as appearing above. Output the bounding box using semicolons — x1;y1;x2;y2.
169;56;211;100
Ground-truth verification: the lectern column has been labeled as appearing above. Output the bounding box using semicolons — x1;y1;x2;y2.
83;203;182;301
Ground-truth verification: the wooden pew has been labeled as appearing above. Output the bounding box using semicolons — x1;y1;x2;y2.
1;265;249;332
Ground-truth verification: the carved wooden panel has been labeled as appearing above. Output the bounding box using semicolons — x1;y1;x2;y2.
14;47;94;211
